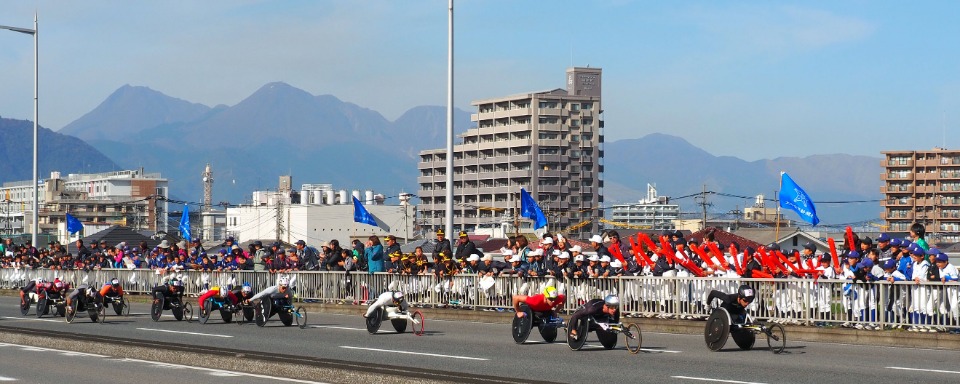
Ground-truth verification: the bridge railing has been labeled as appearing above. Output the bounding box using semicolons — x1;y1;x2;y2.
2;268;957;330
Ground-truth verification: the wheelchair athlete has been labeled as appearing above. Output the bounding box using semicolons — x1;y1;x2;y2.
364;290;410;319
707;284;756;325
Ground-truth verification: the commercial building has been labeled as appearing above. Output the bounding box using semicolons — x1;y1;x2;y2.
418;67;604;239
882;148;960;242
0;169;169;236
609;184;679;230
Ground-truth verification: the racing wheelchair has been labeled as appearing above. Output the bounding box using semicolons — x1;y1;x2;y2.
254;294;307;329
704;307;786;354
36;288;67;318
366;305;424;336
511;303;565;344
103;295;131;317
566;314;642;354
199;295;254;325
65;294;107;324
150;291;193;322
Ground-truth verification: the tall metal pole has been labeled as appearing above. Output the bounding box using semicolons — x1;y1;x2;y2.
444;0;454;238
32;13;39;247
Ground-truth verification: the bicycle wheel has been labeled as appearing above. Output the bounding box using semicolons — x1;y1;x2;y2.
199;299;212;324
765;323;786;354
65;301;77;324
512;304;533;344
295;307;307;329
410;310;425;336
150;297;163;322
366;307;383;334
624;323;642;354
567;317;589;351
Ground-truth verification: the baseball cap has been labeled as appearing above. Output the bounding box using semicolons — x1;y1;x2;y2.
877;233;891;242
296;240;306;245
803;242;816;251
936;253;949;262
589;235;603;243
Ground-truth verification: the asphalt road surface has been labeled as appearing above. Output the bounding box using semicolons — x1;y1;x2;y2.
2;296;959;384
0;341;327;384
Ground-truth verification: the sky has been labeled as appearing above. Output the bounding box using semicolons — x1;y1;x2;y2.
1;1;959;161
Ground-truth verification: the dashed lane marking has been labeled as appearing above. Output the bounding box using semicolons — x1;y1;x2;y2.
340;346;489;361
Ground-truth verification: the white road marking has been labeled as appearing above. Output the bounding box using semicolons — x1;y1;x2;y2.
340;346;489;361
0;342;107;357
120;358;328;383
310;325;364;331
672;376;768;384
2;316;63;323
0;376;15;381
887;366;960;375
639;348;682;353
135;328;232;338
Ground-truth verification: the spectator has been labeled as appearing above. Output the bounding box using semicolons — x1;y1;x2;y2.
364;235;384;273
453;231;477;262
432;229;452;261
295;240;320;271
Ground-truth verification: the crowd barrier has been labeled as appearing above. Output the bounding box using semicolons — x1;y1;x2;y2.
2;268;958;331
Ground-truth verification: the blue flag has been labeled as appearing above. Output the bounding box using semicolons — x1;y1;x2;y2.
353;196;378;227
65;213;83;235
179;204;191;240
779;172;820;226
520;188;548;230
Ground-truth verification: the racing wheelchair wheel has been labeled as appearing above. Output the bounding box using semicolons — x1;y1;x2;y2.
65;301;77;323
597;329;618;350
567;317;589;351
732;329;756;351
36;295;49;318
121;297;131;316
183;302;194;322
255;300;269;327
56;302;67;318
295;306;307;329
221;307;234;324
279;308;293;326
624;323;642;354
20;297;31;316
94;302;106;324
150;296;164;322
704;308;731;352
198;299;213;324
765;322;786;354
392;315;407;333
366;307;383;334
411;310;425;336
512;304;533;344
539;324;558;343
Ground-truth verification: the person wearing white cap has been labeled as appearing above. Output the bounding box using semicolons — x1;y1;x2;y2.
587;255;601;278
589;234;613;263
505;253;529;277
609;259;624;277
598;255;612;277
527;248;546;277
555;251;573;278
464;254;481;273
477;254;509;277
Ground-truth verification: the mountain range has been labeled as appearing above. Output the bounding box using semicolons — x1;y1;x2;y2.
3;83;882;224
0;116;119;183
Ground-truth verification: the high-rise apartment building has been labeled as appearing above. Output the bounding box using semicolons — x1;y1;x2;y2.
610;184;679;230
882;148;960;242
418;67;604;239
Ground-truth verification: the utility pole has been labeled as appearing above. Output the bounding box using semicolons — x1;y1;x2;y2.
695;184;712;230
275;192;284;243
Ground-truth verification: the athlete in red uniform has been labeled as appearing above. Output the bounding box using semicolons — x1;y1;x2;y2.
512;286;566;318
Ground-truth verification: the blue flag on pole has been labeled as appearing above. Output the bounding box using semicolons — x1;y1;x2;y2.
353;196;378;227
65;213;83;235
779;172;820;226
179;204;191;240
520;188;548;230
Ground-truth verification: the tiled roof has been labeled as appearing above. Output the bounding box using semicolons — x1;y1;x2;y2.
688;227;763;250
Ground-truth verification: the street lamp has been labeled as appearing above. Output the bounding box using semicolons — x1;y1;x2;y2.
1;14;38;246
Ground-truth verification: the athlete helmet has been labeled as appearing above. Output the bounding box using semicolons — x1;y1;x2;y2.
392;291;404;302
242;282;252;293
219;288;229;299
54;281;64;289
543;286;559;300
36;278;45;284
278;277;289;287
110;278;120;287
171;279;183;287
603;295;620;308
737;285;756;304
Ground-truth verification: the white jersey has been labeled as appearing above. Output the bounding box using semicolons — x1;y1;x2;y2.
250;285;279;301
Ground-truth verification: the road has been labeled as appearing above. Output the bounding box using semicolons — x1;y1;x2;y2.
0;341;327;384
2;296;960;384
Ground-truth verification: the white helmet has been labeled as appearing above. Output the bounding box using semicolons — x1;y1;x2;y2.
392;291;404;302
219;288;230;299
278;277;289;287
241;285;252;294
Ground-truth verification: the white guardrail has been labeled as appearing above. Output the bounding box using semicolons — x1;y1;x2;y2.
1;268;958;331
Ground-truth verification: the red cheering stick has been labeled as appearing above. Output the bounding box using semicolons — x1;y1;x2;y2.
629;236;655;267
695;244;726;272
706;242;732;272
845;226;857;254
775;251;797;273
752;270;774;279
828;237;841;274
673;244;705;277
608;243;626;265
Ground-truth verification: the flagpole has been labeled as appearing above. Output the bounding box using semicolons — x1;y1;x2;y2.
775;172;783;242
